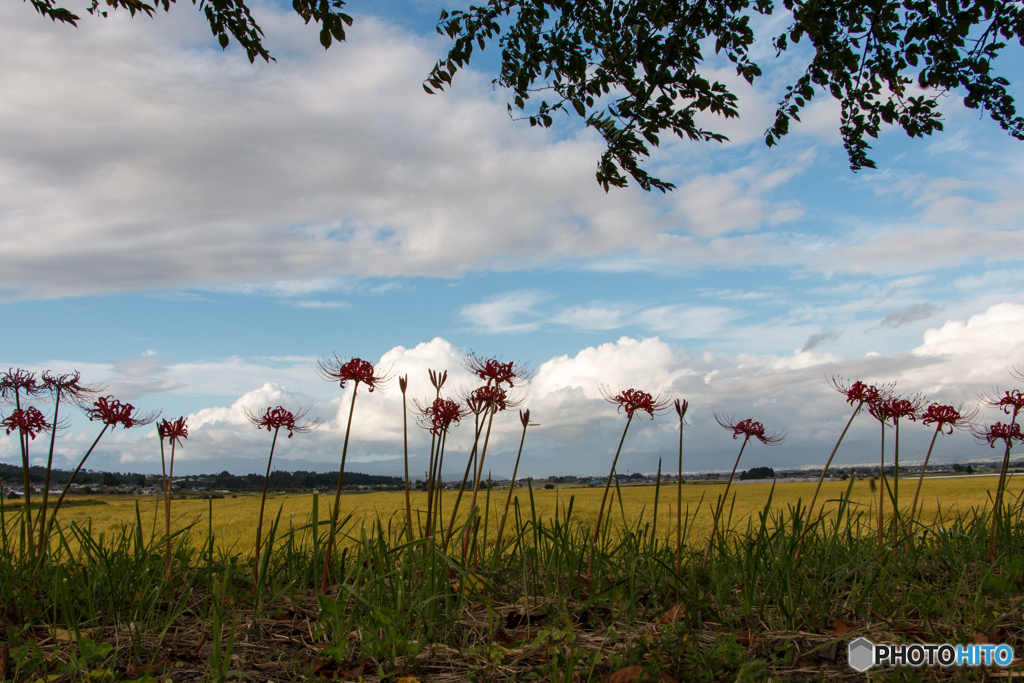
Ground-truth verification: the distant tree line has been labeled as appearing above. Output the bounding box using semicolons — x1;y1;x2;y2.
0;463;401;491
739;467;776;481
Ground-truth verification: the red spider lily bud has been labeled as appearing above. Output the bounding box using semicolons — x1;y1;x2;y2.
86;396;158;429
976;421;1024;448
464;354;531;388
2;407;50;440
428;369;447;391
243;406;319;439
600;386;671;420
158;417;190;445
921;403;976;435
714;413;786;445
318;356;392;393
0;368;40;401
398;375;409;395
520;409;531;428
674;399;689;422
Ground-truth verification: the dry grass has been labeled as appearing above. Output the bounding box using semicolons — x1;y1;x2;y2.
29;474;1019;555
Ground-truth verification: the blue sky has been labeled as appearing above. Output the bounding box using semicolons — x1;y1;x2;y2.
1;0;1023;478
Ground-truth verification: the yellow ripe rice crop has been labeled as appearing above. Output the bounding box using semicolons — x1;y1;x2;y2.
14;474;1019;557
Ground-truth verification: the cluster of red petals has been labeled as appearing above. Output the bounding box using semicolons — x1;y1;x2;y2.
715;414;786;445
978;421;1024;448
465;385;515;414
602;387;671;420
869;396;920;424
921;403;971;435
319;356;389;392
465;354;529;388
420;398;467;436
0;368;40;401
982;389;1024;417
86;396;155;429
245;406;318;438
158;416;190;444
830;378;885;407
2;407;50;440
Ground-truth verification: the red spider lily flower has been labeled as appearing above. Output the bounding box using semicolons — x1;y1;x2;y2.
0;368;41;402
979;388;1024;418
828;376;892;407
41;370;101;404
464;354;531;388
415;398;469;436
86;396;159;429
714;413;786;445
600;386;672;420
921;403;977;435
463;385;521;415
318;356;393;393
674;398;690;424
975;421;1024;448
869;394;923;425
2;407;50;440
429;369;448;392
242;406;320;438
156;417;190;446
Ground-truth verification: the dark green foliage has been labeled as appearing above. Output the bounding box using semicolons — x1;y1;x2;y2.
739;466;775;480
427;0;1024;191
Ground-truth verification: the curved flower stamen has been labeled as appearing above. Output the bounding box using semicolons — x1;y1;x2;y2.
318;355;393;393
242;405;320;439
600;386;672;420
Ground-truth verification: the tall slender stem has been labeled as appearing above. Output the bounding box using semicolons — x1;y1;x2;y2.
589;412;634;578
14;392;34;559
704;437;748;564
804;402;862;529
443;412;486;551
676;418;684;576
165;439;178;578
892;418;901;535
322;383;359;594
253;426;280;587
495;419;530;557
401;389;414;541
878;420;886;547
463;406;497;559
907;425;941;534
36;391;62;555
47;425;109;538
989;429;1016;562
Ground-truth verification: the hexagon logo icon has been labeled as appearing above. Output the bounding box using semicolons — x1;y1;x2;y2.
848;637;875;672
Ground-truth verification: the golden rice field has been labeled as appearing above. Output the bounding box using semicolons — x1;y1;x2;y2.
17;474;1019;556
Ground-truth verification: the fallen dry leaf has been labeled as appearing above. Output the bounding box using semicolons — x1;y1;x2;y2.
604;666;646;683
832;619;853;635
735;631;761;647
657;602;686;624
